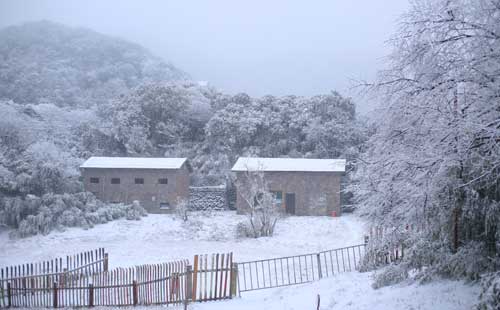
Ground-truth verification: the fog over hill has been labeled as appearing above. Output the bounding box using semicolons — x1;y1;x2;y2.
0;20;189;107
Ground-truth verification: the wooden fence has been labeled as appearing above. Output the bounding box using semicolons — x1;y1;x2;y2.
192;253;235;302
236;244;366;292
2;253;235;308
0;249;107;308
1;242;379;307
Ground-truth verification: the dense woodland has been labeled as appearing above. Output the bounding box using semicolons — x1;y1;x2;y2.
0;21;366;236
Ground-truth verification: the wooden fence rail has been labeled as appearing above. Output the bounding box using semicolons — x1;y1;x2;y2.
1;253;233;308
236;244;366;292
0;248;107;308
1;242;378;307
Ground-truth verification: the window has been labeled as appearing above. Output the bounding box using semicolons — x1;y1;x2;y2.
111;178;120;184
158;178;168;184
159;202;171;210
271;191;283;207
135;178;144;184
90;177;99;184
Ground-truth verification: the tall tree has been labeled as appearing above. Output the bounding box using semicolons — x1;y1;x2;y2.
354;0;500;281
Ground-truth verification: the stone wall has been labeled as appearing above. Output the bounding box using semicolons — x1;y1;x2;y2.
188;186;228;211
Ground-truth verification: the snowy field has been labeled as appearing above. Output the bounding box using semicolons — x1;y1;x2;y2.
191;272;479;310
0;212;480;309
0;212;366;267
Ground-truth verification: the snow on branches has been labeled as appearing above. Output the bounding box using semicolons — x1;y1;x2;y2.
354;0;500;286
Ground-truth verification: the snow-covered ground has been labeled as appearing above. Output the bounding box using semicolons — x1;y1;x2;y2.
0;212;480;309
191;272;479;310
0;211;365;267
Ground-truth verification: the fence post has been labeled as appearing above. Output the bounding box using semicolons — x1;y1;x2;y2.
53;281;58;308
230;263;238;298
62;268;67;287
132;280;138;306
185;265;193;307
103;253;109;272
88;283;94;307
7;282;11;307
192;255;199;302
316;254;322;279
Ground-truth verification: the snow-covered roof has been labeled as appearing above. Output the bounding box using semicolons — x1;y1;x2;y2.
80;157;188;170
231;157;346;173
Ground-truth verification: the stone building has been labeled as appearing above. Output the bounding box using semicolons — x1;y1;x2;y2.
80;157;191;213
231;157;346;216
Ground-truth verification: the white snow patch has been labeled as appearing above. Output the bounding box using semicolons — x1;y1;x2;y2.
231;157;346;172
80;157;188;169
190;272;479;310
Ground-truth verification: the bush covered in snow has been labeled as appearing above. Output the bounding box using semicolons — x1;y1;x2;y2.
477;272;500;310
0;192;147;237
235;221;254;239
372;264;409;289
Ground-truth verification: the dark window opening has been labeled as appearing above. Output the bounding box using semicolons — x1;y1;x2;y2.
111;178;120;184
90;177;99;184
159;202;171;209
135;178;144;184
158;178;168;184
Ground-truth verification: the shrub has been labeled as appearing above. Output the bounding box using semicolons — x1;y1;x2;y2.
235;221;253;239
1;192;147;237
372;264;409;289
477;271;500;310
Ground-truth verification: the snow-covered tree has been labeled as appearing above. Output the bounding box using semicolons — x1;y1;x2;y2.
236;167;282;238
104;81;216;155
353;0;500;293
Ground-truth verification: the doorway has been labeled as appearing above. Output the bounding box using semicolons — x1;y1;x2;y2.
285;193;295;215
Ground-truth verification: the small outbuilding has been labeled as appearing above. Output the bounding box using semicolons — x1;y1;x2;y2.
231;157;346;216
80;157;191;213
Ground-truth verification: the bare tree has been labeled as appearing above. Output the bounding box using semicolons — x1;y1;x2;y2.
175;198;189;222
237;166;282;238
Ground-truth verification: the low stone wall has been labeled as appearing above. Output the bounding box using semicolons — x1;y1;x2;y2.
188;186;228;211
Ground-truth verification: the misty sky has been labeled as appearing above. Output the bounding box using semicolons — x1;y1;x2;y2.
0;0;408;112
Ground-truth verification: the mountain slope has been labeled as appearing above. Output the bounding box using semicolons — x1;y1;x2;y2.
0;20;189;107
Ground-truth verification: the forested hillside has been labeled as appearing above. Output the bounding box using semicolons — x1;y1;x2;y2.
0;21;188;107
0;21;366;236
